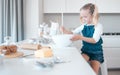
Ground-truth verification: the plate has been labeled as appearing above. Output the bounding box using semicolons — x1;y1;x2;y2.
5;51;24;58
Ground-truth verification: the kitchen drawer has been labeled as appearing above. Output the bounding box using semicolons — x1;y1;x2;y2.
44;0;65;13
102;36;120;47
103;48;120;69
106;58;120;69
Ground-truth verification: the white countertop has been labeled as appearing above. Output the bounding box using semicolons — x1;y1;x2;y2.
0;46;96;75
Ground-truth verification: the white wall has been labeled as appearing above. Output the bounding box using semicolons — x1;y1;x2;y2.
24;0;43;39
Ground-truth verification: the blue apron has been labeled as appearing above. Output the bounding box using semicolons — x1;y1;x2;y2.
81;25;103;54
81;25;104;63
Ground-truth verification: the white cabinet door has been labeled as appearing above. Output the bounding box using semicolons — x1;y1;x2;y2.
44;0;65;13
103;48;120;69
103;36;120;69
66;0;96;13
102;36;120;47
97;0;120;13
44;0;120;13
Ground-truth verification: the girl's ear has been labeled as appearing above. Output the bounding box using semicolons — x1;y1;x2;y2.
92;4;99;25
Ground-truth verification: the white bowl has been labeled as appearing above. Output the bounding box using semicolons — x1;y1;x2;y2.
52;34;73;47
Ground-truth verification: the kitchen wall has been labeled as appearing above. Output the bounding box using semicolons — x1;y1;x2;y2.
44;13;120;33
23;0;43;39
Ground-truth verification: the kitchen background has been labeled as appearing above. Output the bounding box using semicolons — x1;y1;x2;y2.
23;0;120;71
23;0;120;39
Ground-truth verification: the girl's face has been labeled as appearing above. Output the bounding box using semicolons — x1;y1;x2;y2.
80;9;93;24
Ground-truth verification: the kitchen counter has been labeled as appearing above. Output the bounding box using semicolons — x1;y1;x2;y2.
0;46;96;75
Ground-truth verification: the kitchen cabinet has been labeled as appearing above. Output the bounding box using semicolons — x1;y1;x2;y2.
44;0;120;13
43;0;95;13
66;0;96;13
66;0;120;13
43;0;65;13
102;36;120;69
103;48;120;69
96;0;120;13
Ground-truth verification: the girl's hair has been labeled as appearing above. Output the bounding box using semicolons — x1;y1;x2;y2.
80;3;99;25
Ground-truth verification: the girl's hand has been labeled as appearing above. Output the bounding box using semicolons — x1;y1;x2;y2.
71;35;83;41
60;26;65;33
60;26;73;34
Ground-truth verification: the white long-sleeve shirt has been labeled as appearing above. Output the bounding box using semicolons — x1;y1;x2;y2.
72;23;103;42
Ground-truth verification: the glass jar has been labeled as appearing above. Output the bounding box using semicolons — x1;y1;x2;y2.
4;36;11;45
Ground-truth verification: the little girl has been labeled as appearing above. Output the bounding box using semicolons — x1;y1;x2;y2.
60;3;104;75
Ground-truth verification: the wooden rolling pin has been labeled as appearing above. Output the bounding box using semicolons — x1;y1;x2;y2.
19;43;41;50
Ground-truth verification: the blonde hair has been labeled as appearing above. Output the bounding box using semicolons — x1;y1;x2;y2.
80;3;99;25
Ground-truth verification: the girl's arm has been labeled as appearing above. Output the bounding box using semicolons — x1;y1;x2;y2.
60;24;84;34
71;35;96;43
71;23;103;43
60;26;73;34
81;36;96;43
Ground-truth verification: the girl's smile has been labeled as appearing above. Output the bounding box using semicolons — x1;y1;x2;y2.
80;9;93;24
